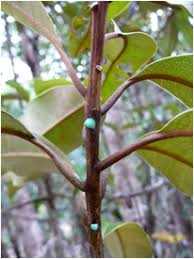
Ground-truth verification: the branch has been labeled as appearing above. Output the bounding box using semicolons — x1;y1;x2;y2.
101;33;129;115
52;41;87;97
2;130;86;192
96;130;192;172
84;2;108;257
101;64;192;116
101;79;133;115
2;193;67;214
110;179;168;202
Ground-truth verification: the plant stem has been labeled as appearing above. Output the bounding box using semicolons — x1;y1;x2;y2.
96;130;192;172
85;2;108;257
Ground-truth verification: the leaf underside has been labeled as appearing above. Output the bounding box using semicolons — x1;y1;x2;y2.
131;54;193;107
138;109;193;196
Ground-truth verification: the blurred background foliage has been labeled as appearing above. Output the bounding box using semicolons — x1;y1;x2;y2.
1;1;193;258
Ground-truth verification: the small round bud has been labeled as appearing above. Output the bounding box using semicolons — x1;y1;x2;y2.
84;118;96;129
90;223;99;231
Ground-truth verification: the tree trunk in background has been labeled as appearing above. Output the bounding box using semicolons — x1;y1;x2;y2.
21;28;40;77
11;28;46;258
103;99;146;223
14;190;45;257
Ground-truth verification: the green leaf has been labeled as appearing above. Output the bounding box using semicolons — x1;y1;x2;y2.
69;16;90;57
175;8;193;47
107;1;130;20
131;54;193;107
33;78;73;95
2;110;32;137
138;109;193;196
104;222;152;258
2;135;58;180
2;1;59;44
2;111;77;194
102;222;122;237
159;14;178;56
102;32;157;102
21;86;85;153
6;80;30;101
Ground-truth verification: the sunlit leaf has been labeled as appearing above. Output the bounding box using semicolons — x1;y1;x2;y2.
33;78;73;95
152;231;187;243
138;109;193;196
104;222;152;258
107;1;130;20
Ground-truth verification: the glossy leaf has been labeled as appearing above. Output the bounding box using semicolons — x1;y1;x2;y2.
21;86;85;153
104;222;152;258
2;1;59;44
138;109;193;196
6;80;29;101
107;2;130;20
131;54;193;107
2;110;32;137
102;32;157;102
33;78;73;95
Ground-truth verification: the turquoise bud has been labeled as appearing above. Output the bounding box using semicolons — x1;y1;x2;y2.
84;118;96;129
90;223;99;231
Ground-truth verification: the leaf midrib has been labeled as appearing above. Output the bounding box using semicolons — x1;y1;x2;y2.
140;146;192;168
132;74;192;88
103;35;127;87
44;103;84;135
2;152;50;159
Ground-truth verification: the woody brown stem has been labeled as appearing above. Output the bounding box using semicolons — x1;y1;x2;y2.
84;2;108;257
96;130;192;172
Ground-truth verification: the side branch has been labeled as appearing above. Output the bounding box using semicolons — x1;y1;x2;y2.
2;130;86;191
96;130;192;172
101;79;133;115
101;68;192;115
52;41;87;97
